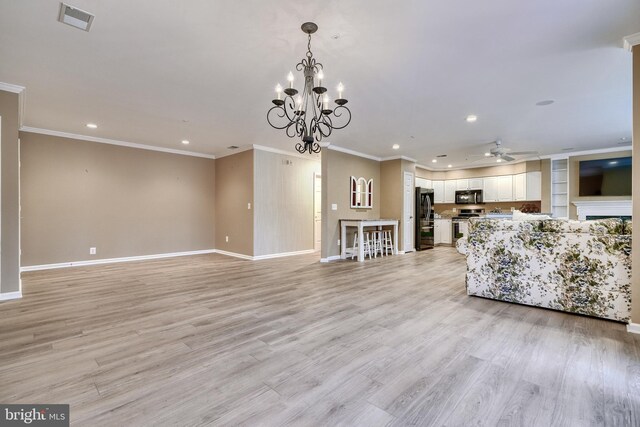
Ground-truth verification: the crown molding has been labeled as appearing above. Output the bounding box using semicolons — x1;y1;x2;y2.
252;144;321;162
213;145;254;159
380;155;417;163
0;82;27;127
416;164;436;171
324;144;382;162
19;127;216;159
0;82;25;93
540;146;631;160
623;32;640;51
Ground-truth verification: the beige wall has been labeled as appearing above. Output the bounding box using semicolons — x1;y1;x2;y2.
215;150;253;256
632;45;640;323
0;91;20;293
253;150;320;256
321;149;381;259
20;132;215;266
380;160;403;248
567;150;632;219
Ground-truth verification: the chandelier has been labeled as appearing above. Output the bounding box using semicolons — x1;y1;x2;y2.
267;22;352;154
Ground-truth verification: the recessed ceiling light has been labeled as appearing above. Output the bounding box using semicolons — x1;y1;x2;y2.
86;123;97;129
465;115;478;123
392;144;400;150
496;158;503;163
181;140;190;145
536;100;554;106
447;164;452;168
432;159;437;163
484;152;491;157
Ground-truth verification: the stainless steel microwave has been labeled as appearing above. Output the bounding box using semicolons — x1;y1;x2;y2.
455;189;483;204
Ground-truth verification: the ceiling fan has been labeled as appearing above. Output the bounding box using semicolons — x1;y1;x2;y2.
479;139;537;162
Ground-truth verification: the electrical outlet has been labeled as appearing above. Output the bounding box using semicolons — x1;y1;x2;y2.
331;204;337;211
452;208;457;212
89;247;96;255
337;239;341;246
511;207;515;211
247;202;251;209
225;236;229;242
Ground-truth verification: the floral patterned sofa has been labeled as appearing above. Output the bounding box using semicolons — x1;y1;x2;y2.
456;218;632;322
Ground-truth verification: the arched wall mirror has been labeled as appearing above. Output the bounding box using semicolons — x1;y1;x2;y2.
350;176;373;209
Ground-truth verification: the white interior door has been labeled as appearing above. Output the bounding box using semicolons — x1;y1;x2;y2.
403;172;414;252
314;174;322;251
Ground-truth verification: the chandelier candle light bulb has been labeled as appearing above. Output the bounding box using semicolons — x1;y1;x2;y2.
267;22;352;154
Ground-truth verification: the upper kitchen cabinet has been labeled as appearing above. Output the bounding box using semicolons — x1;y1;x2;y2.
432;180;445;203
469;178;483;190
483;177;498;202
415;177;433;189
526;171;542;200
444;180;456;203
455;178;483;190
514;171;542;201
497;175;513;201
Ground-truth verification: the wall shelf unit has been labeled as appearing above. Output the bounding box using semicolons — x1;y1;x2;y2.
551;159;569;218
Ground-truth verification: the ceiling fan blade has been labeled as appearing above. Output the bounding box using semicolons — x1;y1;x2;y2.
508;151;538;155
502;155;516;162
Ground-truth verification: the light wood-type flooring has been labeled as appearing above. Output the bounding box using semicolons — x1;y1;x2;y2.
1;247;640;426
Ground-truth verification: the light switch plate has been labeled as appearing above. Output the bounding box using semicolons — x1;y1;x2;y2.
248;203;251;209
331;204;337;211
89;247;96;255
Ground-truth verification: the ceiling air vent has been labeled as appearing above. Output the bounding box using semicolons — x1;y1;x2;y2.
58;3;94;31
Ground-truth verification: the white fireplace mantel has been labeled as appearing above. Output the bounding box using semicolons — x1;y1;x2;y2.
572;200;632;220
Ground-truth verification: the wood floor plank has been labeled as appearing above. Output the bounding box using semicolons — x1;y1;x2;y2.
0;247;638;426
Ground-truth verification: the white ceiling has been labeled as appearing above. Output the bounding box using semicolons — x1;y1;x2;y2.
0;0;638;168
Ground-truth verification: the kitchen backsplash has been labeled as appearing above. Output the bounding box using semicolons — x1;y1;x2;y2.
434;201;542;215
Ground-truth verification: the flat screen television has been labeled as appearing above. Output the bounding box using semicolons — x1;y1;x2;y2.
579;156;632;197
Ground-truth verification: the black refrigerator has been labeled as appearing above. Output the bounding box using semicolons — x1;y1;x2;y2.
415;188;435;250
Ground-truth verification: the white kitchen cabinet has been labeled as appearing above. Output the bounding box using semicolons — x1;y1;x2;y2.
415;177;432;189
483;177;498;202
469;178;483;190
432;180;444;203
497;175;513;201
514;173;526;201
526;171;542;201
434;219;452;245
444;180;456;203
456;179;469;191
455;178;483;190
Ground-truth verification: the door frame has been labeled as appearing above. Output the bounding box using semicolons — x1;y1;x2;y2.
403;171;415;253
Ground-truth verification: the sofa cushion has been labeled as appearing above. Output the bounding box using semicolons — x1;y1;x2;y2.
539;218;624;235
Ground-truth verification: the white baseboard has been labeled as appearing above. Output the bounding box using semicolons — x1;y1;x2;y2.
20;249;216;272
397;250;406;255
0;291;22;301
253;249;317;260
213;249;254;260
320;255;342;263
627;322;640;334
217;249;317;261
21;247;320;272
